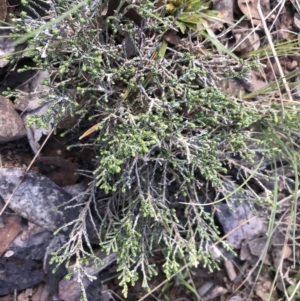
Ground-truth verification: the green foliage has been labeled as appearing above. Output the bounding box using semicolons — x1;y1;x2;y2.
5;0;300;298
165;0;219;32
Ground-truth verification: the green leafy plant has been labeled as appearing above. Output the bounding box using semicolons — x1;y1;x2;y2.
164;0;219;32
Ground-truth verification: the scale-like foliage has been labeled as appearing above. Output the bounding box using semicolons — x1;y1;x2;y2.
5;0;300;299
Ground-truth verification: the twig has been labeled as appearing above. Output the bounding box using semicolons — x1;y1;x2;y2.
231;0;283;52
286;280;300;301
257;0;293;107
137;215;257;301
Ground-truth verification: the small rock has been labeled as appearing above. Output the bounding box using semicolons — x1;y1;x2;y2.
224;259;237;281
216;199;267;249
0;167;100;243
0;167;80;232
0;256;44;295
14;70;51;112
240;242;251;260
0;28;13;68
247;236;272;265
202;286;227;301
198;281;214;297
8;228;52;261
0;96;27;142
63;182;89;201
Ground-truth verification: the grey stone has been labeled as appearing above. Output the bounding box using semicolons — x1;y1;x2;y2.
0;167;80;232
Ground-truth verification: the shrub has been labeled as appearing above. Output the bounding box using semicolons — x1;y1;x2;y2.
7;0;300;298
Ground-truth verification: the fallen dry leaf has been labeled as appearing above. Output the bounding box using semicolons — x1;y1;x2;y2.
79;123;100;139
31;285;47;301
0;213;22;256
255;268;278;301
238;0;271;25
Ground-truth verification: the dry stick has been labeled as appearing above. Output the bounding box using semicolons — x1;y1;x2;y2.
277;189;300;206
0;127;55;216
231;0;282;53
287;279;300;301
257;0;293;105
265;53;285;103
137;216;257;301
268;0;286;33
